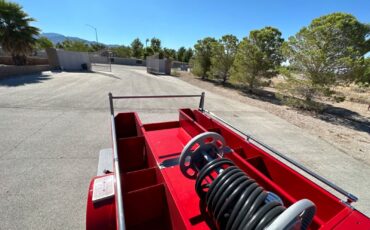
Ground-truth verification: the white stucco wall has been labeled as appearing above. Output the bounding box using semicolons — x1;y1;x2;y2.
56;50;91;71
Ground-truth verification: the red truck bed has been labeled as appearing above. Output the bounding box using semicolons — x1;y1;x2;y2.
86;94;370;230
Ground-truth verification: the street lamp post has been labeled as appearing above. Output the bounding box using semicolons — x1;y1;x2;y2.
86;24;99;44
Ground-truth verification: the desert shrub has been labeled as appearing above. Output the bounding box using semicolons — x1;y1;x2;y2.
276;76;328;111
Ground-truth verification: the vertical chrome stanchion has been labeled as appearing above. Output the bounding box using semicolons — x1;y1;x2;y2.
109;92;114;115
108;51;112;72
199;92;205;111
107;92;205;230
109;92;126;230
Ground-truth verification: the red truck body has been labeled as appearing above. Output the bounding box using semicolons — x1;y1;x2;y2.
86;94;370;229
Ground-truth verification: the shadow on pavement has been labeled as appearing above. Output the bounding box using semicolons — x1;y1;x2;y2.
318;106;370;134
0;72;52;87
242;88;370;134
92;71;121;80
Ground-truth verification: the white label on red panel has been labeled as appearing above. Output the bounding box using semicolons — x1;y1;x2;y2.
92;175;115;203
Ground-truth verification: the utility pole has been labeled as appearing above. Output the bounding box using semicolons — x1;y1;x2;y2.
86;24;99;44
108;51;112;72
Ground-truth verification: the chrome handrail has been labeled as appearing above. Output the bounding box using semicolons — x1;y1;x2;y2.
108;92;205;230
202;109;358;204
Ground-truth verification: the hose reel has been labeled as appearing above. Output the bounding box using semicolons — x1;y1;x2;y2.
179;132;316;230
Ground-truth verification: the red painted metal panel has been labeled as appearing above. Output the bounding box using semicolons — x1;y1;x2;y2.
332;210;370;229
123;184;171;229
122;167;158;193
117;136;147;173
114;113;141;139
179;110;207;138
86;175;116;230
143;121;179;132
144;127;189;160
193;110;347;224
87;108;370;230
160;166;210;229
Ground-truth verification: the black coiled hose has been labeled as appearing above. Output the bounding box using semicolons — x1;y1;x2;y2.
195;158;286;230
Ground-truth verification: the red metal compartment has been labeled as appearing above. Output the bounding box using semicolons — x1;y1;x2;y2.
115;112;172;229
86;106;370;230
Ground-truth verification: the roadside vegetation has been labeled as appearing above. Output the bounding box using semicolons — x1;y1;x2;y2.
42;36;193;63
190;13;370;112
0;0;39;65
54;36;194;62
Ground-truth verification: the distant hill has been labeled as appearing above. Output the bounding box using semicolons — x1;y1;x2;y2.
40;33;91;44
40;32;119;47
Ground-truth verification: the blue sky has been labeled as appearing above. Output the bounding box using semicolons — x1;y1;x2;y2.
16;0;370;49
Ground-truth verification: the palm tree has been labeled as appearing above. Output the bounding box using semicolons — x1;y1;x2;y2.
0;0;40;65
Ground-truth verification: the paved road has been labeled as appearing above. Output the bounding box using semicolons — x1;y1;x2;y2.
0;65;369;229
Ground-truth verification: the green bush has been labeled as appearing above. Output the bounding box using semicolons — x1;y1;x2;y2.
276;75;329;112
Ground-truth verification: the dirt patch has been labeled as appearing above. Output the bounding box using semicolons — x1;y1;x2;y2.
176;72;370;166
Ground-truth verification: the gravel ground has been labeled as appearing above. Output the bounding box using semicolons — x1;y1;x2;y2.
177;72;370;166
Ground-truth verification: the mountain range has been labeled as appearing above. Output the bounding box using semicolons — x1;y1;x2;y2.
40;33;118;47
40;33;94;44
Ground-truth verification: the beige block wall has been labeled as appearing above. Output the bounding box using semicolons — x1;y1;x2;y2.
0;56;49;65
0;65;51;79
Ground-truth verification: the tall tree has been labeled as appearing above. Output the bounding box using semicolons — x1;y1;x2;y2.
361;57;370;84
177;47;186;62
210;34;239;84
35;36;53;50
57;40;90;52
0;0;40;65
284;13;370;86
278;13;370;110
111;45;131;58
163;48;176;59
230;38;267;89
249;26;284;72
192;37;217;79
131;38;143;58
231;27;284;89
183;48;193;63
143;46;155;59
150;37;161;53
89;43;106;52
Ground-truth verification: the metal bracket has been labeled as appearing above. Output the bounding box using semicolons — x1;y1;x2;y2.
159;157;180;169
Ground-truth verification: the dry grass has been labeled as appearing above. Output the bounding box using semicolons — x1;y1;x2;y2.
175;71;370;165
335;84;370;105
